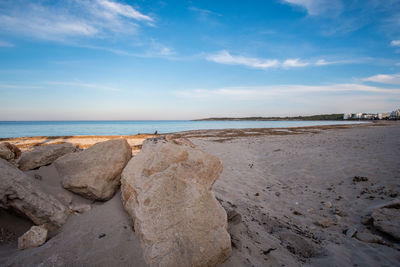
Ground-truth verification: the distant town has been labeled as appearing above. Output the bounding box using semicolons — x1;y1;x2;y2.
343;108;400;120
196;109;400;121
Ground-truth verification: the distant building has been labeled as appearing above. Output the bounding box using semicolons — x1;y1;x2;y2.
390;109;400;120
343;113;352;120
352;113;362;119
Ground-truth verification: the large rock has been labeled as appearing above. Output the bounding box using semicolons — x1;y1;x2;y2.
121;137;231;267
0;142;21;162
18;225;48;250
372;207;400;240
54;139;132;201
0;159;69;229
18;143;77;171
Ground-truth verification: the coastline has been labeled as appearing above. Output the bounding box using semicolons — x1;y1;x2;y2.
0;120;389;152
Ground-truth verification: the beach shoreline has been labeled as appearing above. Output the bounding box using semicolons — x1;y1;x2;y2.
0;120;390;152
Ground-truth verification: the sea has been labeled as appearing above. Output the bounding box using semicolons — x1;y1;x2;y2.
0;120;368;138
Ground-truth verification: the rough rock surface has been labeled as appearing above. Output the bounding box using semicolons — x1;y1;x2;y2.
372;207;400;240
121;137;231;267
0;142;21;162
0;159;69;229
18;143;77;171
18;225;48;250
55;139;132;201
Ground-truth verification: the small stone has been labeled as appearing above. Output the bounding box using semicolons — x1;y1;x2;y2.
34;173;42;180
71;204;91;214
315;220;332;228
293;210;302;216
18;225;48;250
325;201;333;208
345;228;357;238
98;233;106;239
255;192;259;196
353;176;368;182
275;192;281;197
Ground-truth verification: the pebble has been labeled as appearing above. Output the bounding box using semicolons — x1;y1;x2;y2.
345;228;357;238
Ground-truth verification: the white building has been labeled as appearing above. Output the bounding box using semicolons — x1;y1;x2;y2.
390;109;400;119
343;113;352;120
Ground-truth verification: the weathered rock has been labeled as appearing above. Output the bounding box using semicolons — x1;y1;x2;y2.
18;143;77;171
356;232;383;243
18;225;48;250
0;142;21;161
55;139;132;201
121;137;231;267
372;208;400;240
0;159;69;229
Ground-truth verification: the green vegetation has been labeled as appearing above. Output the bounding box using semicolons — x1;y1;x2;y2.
194;114;344;121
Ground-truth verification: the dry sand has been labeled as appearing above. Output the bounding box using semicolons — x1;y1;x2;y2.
1;121;399;266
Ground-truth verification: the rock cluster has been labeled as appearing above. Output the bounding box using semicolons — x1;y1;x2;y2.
18;143;77;171
121;137;231;266
55;139;132;201
0;158;69;229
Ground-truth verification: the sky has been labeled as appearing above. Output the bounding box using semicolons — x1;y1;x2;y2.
0;0;400;120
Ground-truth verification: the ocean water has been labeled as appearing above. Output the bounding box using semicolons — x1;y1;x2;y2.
0;120;368;138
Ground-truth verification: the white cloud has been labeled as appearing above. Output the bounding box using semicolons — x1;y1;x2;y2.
0;0;153;41
282;58;309;67
282;0;343;16
206;51;350;70
364;73;400;85
391;40;400;46
206;50;279;69
0;40;14;47
98;0;153;22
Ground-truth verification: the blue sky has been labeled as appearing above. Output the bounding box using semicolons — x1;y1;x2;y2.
0;0;399;120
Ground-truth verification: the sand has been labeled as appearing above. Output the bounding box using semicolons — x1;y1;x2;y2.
1;121;399;266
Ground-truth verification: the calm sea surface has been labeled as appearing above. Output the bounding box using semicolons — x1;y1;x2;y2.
0;120;368;138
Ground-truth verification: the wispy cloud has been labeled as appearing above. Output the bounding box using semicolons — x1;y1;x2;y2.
98;0;153;22
0;40;14;47
0;81;121;92
0;0;153;41
281;0;343;17
176;83;400;99
282;58;309;67
206;50;279;69
206;50;349;70
364;73;400;85
391;40;400;46
45;81;121;92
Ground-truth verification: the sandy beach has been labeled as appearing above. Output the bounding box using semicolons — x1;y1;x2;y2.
1;121;399;266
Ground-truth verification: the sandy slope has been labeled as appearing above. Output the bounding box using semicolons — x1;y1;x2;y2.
1;122;399;266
